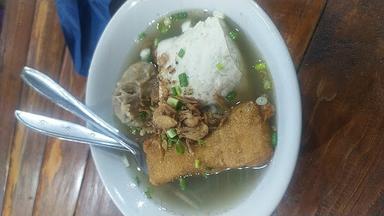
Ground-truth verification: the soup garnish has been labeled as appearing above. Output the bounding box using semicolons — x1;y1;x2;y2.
112;10;277;214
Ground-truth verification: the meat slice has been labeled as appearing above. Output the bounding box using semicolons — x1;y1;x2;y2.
178;123;209;141
143;101;273;186
152;103;177;129
112;61;156;127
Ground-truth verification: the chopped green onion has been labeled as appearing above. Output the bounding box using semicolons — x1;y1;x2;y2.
166;128;177;139
202;173;209;179
129;126;141;135
171;12;188;20
154;38;159;47
171;87;177;96
194;159;201;169
175;139;185;155
256;96;268;106
272;126;277;132
229;29;240;40
157;21;171;33
197;139;205;146
138;32;146;41
140;48;151;62
272;132;277;148
135;175;141;186
216;63;224;71
176;103;183;111
146;55;154;63
254;61;267;71
178;48;186;58
144;187;153;199
171;86;182;96
179;73;189;87
225;91;237;103
179;177;187;191
164;17;172;26
167;137;178;147
167;97;181;109
139;111;148;121
263;80;272;90
150;106;156;112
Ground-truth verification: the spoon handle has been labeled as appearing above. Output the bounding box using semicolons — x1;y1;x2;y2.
15;110;127;151
21;67;145;169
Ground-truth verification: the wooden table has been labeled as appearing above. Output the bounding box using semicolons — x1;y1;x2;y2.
0;0;383;215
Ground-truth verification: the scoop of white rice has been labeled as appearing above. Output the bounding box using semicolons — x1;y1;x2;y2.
156;16;245;104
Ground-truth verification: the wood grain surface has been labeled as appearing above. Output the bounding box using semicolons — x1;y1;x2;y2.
2;0;65;215
0;0;383;215
74;157;124;216
256;0;327;66
274;0;384;215
31;50;89;216
0;0;37;209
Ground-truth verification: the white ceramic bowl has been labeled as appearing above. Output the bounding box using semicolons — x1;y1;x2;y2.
86;0;301;215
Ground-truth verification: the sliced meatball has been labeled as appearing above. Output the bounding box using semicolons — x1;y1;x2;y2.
112;62;156;127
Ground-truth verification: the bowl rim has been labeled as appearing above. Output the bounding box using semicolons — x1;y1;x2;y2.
86;0;302;215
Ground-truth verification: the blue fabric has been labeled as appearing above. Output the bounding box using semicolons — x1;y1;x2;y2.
56;0;112;76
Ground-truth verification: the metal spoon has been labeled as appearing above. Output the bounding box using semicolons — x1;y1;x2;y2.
20;67;146;171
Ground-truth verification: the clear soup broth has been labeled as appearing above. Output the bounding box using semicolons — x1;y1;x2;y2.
116;9;276;215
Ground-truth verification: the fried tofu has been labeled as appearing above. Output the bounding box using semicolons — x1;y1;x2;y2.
143;101;273;186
